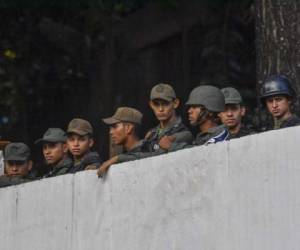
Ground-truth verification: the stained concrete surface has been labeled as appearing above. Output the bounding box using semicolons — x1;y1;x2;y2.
1;126;300;250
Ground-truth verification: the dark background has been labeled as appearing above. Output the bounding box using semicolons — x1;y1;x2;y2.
0;0;256;162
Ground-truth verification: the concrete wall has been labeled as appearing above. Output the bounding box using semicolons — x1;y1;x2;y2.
1;126;300;250
0;151;4;176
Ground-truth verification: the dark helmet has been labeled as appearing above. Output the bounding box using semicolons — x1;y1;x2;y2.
185;85;225;112
260;75;295;102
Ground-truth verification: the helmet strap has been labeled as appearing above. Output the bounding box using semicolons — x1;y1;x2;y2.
195;109;209;126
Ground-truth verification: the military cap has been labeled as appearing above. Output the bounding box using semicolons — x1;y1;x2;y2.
35;128;67;144
67;118;93;136
4;142;30;161
103;107;143;125
221;87;243;104
150;83;176;102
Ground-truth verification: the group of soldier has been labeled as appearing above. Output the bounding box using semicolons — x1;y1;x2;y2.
0;74;299;187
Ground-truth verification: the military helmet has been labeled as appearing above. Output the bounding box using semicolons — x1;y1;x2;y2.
221;87;242;104
260;75;295;101
186;85;225;112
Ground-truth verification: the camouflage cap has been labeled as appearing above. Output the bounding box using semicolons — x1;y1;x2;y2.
35;128;67;144
67;118;93;136
150;83;176;102
4;142;30;161
103;107;143;125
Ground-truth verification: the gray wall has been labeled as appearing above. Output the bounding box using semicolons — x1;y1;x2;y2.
1;126;300;250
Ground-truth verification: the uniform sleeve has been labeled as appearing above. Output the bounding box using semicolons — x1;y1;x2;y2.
172;131;194;144
117;150;165;163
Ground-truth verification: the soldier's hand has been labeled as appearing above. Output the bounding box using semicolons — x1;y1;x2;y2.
159;135;175;150
97;156;118;178
85;165;98;170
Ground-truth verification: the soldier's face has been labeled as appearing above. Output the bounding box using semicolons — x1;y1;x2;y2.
42;142;68;165
265;95;292;119
187;105;202;126
219;104;245;129
149;99;179;123
67;134;94;158
5;160;32;177
109;122;128;145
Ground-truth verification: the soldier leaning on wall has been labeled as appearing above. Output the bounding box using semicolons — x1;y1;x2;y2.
0;142;35;188
97;83;195;172
35;128;73;178
97;107;144;177
219;87;255;139
259;75;300;130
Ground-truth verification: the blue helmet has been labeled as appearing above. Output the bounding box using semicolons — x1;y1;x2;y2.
260;75;295;101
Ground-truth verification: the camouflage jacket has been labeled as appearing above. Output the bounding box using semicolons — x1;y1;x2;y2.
68;151;102;173
43;157;73;178
117;140;146;163
142;116;193;152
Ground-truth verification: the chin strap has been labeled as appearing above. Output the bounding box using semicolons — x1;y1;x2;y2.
193;109;209;126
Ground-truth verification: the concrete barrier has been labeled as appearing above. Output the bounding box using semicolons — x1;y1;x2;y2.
1;126;300;250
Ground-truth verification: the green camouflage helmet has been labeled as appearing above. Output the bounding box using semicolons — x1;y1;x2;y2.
221;87;242;104
186;85;225;112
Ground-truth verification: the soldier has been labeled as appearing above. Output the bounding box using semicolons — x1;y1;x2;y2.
260;75;300;130
186;85;229;145
97;107;143;177
0;142;34;187
35;128;73;178
219;87;254;139
66;118;102;173
166;85;229;152
143;83;193;152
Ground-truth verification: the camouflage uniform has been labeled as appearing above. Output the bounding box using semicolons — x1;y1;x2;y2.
117;140;145;163
68;152;102;173
142;116;193;152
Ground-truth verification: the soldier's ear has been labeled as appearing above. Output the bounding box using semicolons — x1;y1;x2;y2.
240;106;246;117
27;160;33;171
88;138;94;148
149;100;155;110
62;143;68;154
124;123;134;135
173;98;180;109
